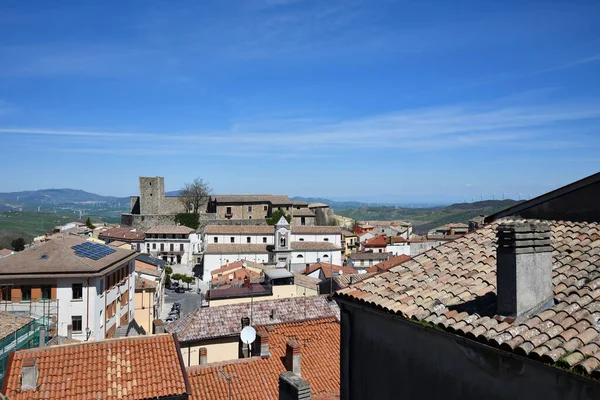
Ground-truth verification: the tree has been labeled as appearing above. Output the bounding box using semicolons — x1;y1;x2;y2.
171;273;183;283
11;237;25;252
164;266;173;275
85;217;96;229
182;275;195;290
266;208;291;225
179;178;211;215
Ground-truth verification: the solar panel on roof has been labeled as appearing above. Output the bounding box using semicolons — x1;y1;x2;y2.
71;242;116;260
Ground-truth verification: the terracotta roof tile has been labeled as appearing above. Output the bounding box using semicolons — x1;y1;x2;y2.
3;334;189;400
302;262;357;279
187;317;340;400
334;219;600;379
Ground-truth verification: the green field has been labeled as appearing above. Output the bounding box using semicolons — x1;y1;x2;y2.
337;200;520;233
0;211;117;250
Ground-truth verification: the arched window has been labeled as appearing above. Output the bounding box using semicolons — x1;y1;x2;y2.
323;254;329;258
280;235;286;247
297;254;303;258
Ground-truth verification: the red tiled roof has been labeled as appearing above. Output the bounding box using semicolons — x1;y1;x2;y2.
211;260;270;275
98;228;145;242
135;276;158;290
366;254;411;273
361;235;388;247
303;262;357;279
335;220;600;380
187;317;340;400
3;334;190;399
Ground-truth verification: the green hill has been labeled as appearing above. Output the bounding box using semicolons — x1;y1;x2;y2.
336;200;521;233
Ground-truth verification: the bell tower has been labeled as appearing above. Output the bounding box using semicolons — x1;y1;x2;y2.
272;216;292;268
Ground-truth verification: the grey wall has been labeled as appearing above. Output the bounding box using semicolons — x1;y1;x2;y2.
488;180;600;223
337;301;600;400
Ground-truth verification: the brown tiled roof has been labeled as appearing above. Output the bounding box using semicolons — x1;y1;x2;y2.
303;262;357;279
211;260;271;275
333;272;377;288
348;251;392;261
0;237;136;279
390;236;407;243
204;225;273;234
205;244;270;254
292;208;316;217
211;195;292;205
361;235;388;247
166;296;340;343
98;227;145;242
308;202;329;208
3;334;190;400
135;264;161;277
187;317;340;400
135;276;158;290
335;220;600;379
341;230;357;238
291;242;341;251
0;312;33;341
107;240;129;247
145;225;194;234
293;274;321;290
366;254;411;273
292;226;341;234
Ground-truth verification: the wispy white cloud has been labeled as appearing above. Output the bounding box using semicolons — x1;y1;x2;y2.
2;99;599;156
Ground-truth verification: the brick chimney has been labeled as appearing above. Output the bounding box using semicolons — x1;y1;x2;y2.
285;339;302;376
259;331;270;357
21;357;38;390
279;371;311;400
199;347;207;365
496;221;553;317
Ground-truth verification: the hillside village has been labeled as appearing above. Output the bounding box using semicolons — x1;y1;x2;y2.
0;172;599;399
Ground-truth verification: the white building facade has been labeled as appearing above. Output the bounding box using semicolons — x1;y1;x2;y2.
143;225;201;265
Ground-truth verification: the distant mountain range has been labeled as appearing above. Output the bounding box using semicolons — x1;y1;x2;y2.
0;189;130;215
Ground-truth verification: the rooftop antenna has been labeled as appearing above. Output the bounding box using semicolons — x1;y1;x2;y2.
218;369;232;400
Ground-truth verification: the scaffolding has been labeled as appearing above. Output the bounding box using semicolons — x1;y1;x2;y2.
0;298;59;386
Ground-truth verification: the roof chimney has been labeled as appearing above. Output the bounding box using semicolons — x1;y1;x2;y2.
259;331;270;357
241;317;250;329
38;326;46;347
278;371;311;400
21;357;38;390
199;347;207;365
67;324;73;340
285;339;302;377
496;221;553;317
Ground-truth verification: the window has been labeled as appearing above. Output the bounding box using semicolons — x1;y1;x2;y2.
170;243;174;252
41;285;52;300
180;243;184;252
263;205;268;211
214;237;218;243
247;237;251;244
1;285;11;301
72;284;83;300
226;207;232;215
324;238;329;242
72;316;83;333
301;217;306;226
21;286;31;301
297;254;303;258
160;243;164;251
230;237;235;243
323;254;329;258
248;216;252;219
299;238;304;241
248;206;253;212
146;243;150;252
263;237;267;243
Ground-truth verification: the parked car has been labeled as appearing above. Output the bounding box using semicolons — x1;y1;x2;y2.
175;286;186;293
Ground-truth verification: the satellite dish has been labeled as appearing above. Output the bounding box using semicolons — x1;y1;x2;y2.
228;274;234;281
240;326;256;344
338;270;343;275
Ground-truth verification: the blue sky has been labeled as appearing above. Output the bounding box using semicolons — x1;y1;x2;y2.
1;0;599;203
